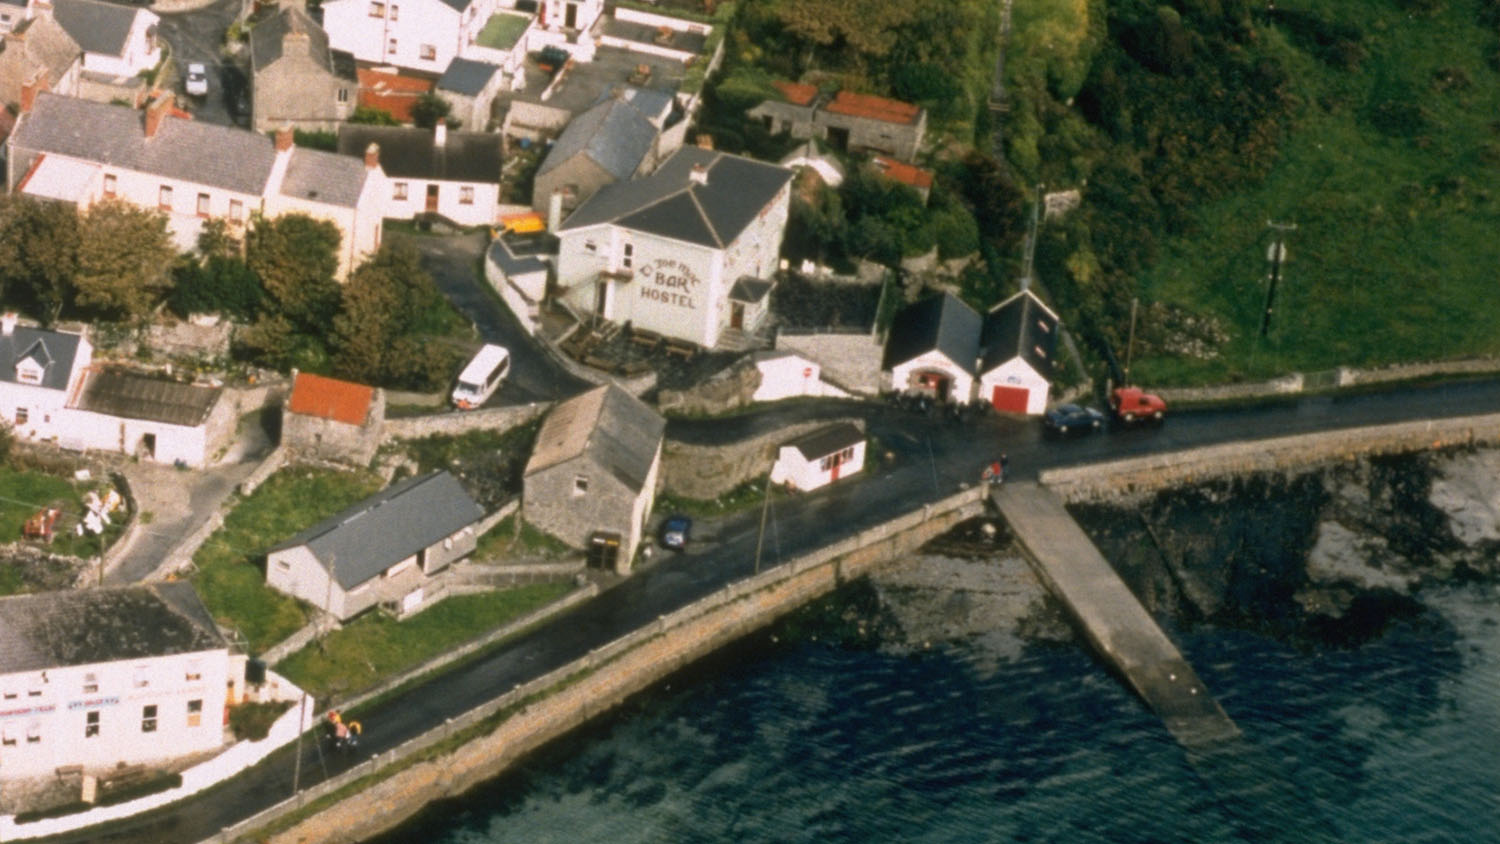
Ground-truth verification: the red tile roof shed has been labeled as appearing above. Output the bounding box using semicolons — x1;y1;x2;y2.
772;80;819;107
824;91;921;125
287;372;374;426
873;156;934;190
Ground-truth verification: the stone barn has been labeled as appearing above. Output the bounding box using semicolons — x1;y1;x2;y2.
282;371;385;466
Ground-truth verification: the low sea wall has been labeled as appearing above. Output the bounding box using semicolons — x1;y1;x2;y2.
1041;412;1500;504
213;487;985;844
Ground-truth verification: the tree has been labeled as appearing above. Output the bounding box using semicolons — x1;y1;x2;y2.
349;106;400;126
0;195;79;325
73;200;175;322
196;218;242;261
171;255;264;320
411;93;452;130
331;241;449;387
246;213;342;333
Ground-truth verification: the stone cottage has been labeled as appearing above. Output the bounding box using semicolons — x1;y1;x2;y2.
249;6;358;133
282;371;385;466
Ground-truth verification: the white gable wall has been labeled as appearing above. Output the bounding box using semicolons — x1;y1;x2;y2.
753;354;850;402
889;350;973;403
0;333;92;444
78;8;161;77
770;438;865;492
55;408;210;467
323;0;465;73
978;356;1049;415
384;175;499;226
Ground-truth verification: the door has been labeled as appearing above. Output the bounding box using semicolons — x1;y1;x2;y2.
141;432;157;459
730;302;744;329
990;384;1029;413
564;1;577;28
825;126;850;151
425;184;438;212
587;532;620;569
594;280;608;318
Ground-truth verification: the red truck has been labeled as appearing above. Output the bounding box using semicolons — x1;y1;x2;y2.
1109;386;1167;424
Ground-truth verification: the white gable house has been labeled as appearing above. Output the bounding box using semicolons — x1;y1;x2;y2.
977;289;1059;415
0;316;91;445
770;422;865;492
51;0;160;79
881;293;981;405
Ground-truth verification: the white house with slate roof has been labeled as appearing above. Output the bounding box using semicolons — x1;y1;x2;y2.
61;368;235;468
977;289;1059;415
770;422;865;492
0;582;235;780
555;146;793;349
50;0;158;79
0;315;90;445
266;471;485;621
7;93;387;279
882;292;982;405
321;0;499;75
338;122;501;226
435;56;504;132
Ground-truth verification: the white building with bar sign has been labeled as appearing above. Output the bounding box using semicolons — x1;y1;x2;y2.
554;146;794;349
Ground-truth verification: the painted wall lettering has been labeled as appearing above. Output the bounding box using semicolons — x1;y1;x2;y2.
637;258;701;310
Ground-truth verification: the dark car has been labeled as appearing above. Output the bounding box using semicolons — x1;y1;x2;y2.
1043;403;1107;435
659;515;692;551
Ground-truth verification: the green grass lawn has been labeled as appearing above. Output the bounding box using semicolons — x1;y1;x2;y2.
473;514;575;561
0;466;125;582
189;467;383;654
275;582;574;703
476;12;530;50
656;476;790;519
1133;0;1500;384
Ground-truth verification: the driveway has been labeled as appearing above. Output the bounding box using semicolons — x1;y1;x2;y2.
154;0;248;128
409;232;591;405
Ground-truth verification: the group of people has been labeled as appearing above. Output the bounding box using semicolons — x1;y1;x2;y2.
326;710;362;750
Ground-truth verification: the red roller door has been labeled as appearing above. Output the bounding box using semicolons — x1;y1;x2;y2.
990;385;1030;413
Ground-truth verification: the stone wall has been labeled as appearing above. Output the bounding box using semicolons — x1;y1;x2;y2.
662;417;866;500
383;402;550;441
774;331;883;397
284;389;386;466
1040;412;1500;505
656;359;760;416
1155;358;1500;405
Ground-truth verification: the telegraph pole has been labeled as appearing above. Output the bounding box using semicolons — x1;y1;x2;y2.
1261;220;1297;337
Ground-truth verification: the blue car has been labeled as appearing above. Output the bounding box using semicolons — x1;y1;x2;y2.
1043;403;1107;436
659;515;692;551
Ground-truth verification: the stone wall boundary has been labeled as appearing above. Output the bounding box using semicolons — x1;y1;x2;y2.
1156;357;1500;405
237;445;289;497
1040;412;1500;504
383;403;550;441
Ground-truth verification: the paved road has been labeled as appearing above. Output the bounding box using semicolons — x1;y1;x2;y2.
154;0;247;128
410;233;591;405
52;377;1500;844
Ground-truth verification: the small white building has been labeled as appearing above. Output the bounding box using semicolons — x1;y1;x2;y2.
0;316;91;445
881;292;981;404
338;123;503;227
52;0;160;79
751;350;849;403
977;289;1059;414
0;583;237;781
770;422;865;492
62;368;235;468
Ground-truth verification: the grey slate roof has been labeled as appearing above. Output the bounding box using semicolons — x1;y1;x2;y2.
526;384;664;494
488;237;548;278
436;57;499;96
281;146;368;207
785;422;863;461
559;146;794;249
269;471;484;590
52;0;138;59
337;124;502;184
5;14;83;89
881;292;982;374
979;290;1059;379
249;5;351;79
75;369;222;427
728;277;773;304
12;93;277;195
0;583;226;674
0;324;83;392
536;92;658;183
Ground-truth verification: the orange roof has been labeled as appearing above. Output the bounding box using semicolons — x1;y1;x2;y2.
357;68;433;124
825;90;921;125
873;156;933;190
287;372;375;426
772;80;819;107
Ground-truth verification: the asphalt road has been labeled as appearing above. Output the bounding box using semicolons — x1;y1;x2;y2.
50;375;1500;844
154;0;247;128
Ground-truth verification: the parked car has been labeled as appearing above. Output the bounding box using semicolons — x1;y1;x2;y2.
185;63;209;97
1109;386;1167;424
1043;403;1107;435
659;515;692;551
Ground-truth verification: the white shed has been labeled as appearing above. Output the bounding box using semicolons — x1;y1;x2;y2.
771;423;866;492
752;351;851;402
977;289;1059;415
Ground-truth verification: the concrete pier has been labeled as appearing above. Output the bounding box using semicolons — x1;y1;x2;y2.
993;482;1239;746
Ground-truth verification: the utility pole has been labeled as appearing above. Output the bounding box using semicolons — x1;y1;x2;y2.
753;471;773;575
1262;220;1297;337
1123;296;1139;386
1019;183;1043;290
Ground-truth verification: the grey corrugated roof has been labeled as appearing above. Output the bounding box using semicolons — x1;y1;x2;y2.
249;6;334;74
786;422;864;461
881;292;981;374
525;385;664;493
269;471;484;590
0;324;83;392
559;147;793;249
979;289;1059;378
436;57;499;96
0;583;226;673
536;94;657;183
75;369;222;427
728;277;773;304
281;146;368;208
337;124;502;184
52;0;137;58
12;93;277;195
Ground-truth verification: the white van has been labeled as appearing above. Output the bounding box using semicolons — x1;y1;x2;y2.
451;344;511;409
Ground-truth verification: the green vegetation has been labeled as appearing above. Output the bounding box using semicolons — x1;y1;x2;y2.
275;583;573;702
476;12;530;50
656;476;788;519
228;700;294;741
0;465;124;569
400;419;540;510
189;467;383;654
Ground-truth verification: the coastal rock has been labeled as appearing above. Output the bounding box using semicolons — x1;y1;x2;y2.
1304;521;1413;593
870;553;1062;648
1428;450;1500;547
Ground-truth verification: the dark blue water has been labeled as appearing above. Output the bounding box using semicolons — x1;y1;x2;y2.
374;583;1500;844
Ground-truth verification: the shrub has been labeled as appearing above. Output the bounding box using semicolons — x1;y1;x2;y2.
228;700;293;741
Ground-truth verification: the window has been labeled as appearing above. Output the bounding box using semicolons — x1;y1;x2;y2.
572;476;589;496
14;408;27;426
584;240;597;253
420;44;436;60
621;243;633;269
158;185;172;210
187;699;202;728
393;182;408;201
141;705;157;733
133;666;150;689
85;711;99;738
26;689;40;697
275;558;291;571
1;723;16;746
82;673;97;694
337;88;349;103
368;1;383;15
103;173;116;196
16;364;39;385
388;37;398;54
186;661;202;682
459;186;474;205
229;198;243;222
197;192;210;217
1;692;14;700
389;4;398;19
26;722;39;743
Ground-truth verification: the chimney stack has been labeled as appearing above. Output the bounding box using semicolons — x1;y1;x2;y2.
18;70;47;114
547;188;568;233
144;92;174;139
434;122;447;148
1;313;16;337
688;163;709;185
364;142;380;170
274;124;294;152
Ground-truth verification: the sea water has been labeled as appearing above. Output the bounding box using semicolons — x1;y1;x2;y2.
371;582;1500;844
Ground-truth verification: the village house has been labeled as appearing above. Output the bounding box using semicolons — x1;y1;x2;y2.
6;93;387;279
522;384;663;573
281;371;385;466
249;6;358;133
531;85;671;217
882;292;982;405
50;0;158;80
434;56;504;131
748;84;927;160
0;9;80;111
770;422;866;492
554;146;794;349
0;314;90;445
338;122;503;227
61;368;235;468
0;0;25;33
977;289;1060;414
265;471;484;621
0;582;238;781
